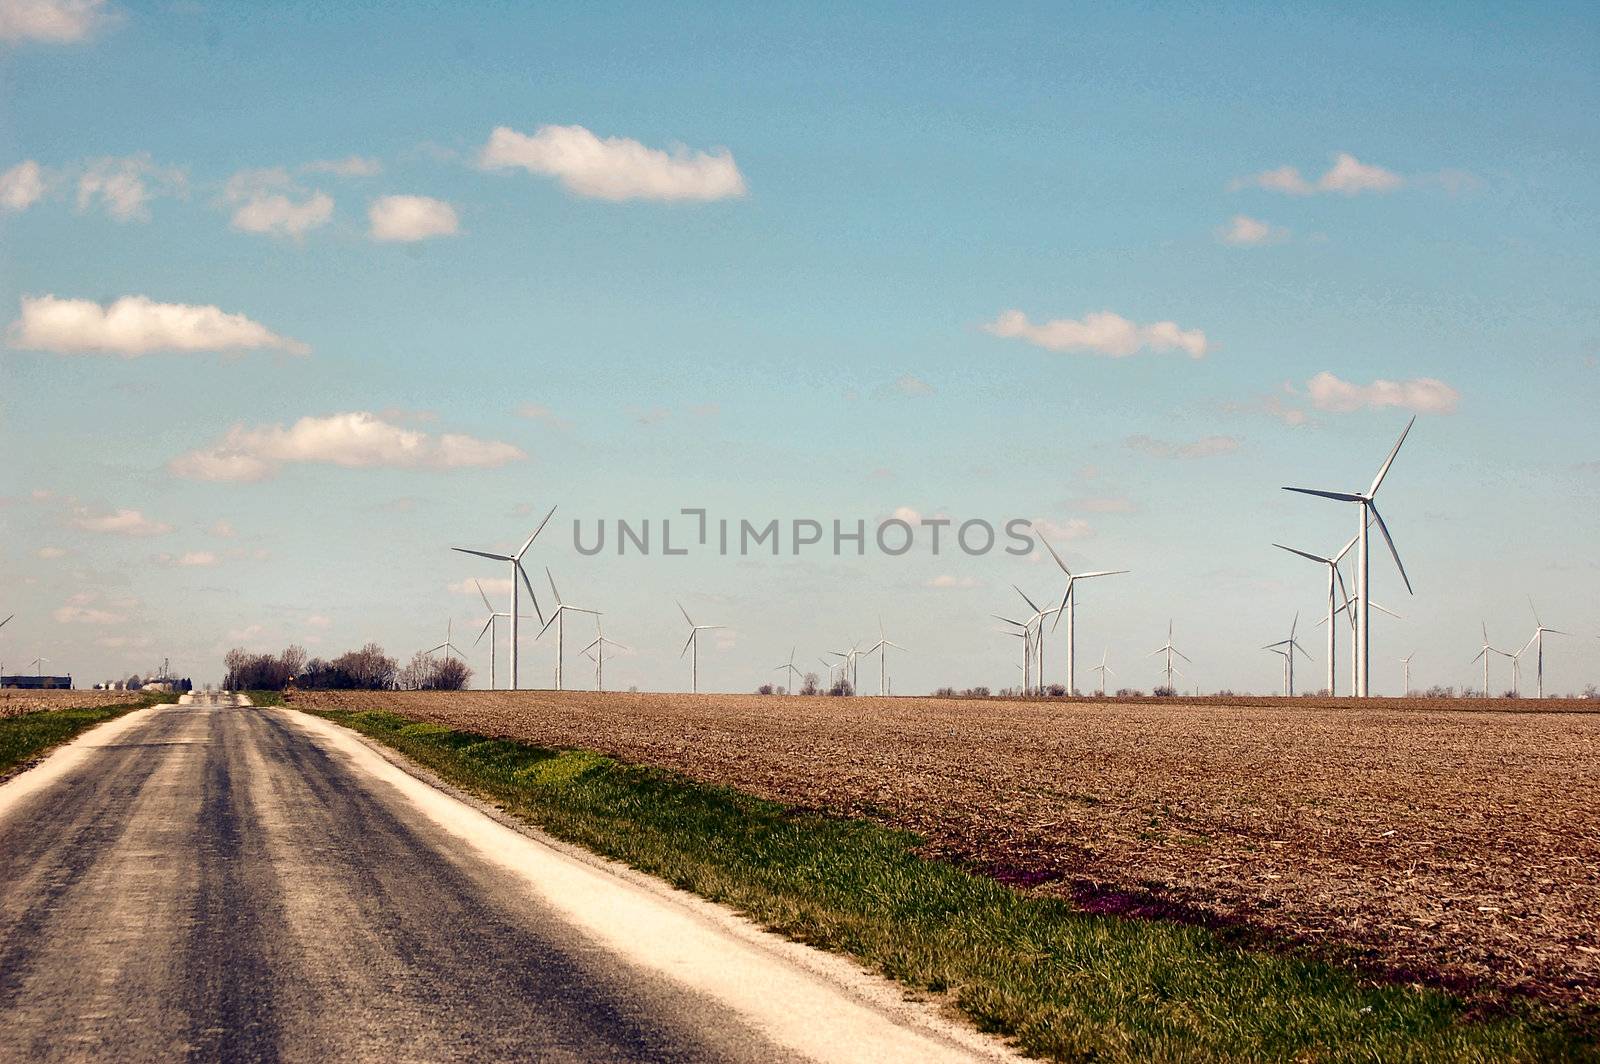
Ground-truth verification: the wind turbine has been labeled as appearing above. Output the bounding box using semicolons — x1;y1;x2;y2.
678;602;725;694
1321;590;1401;694
1263;613;1313;696
773;646;803;695
1469;622;1505;698
1011;586;1055;694
994;615;1033;694
828;639;866;695
538;569;599;691
1283;417;1415;697
29;656;48;676
582;619;628;693
471;579;510;690
1091;649;1114;697
861;620;907;696
1400;651;1415;696
819;656;844;692
1274;533;1357;694
1039;534;1128;695
451;505;555;690
1148;621;1190;693
429;619;463;662
1520;599;1568;699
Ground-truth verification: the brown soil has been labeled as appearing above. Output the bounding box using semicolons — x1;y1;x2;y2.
294;689;1600;1009
0;690;140;720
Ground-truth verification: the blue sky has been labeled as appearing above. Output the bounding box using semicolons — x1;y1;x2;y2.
2;1;1597;694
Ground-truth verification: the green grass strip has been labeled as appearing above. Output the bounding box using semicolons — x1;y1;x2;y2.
0;692;168;778
314;707;1595;1063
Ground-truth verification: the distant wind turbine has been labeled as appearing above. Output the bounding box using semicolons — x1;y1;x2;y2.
861;619;907;696
1091;649;1114;697
1263;613;1313;696
471;579;510;690
451;505;556;690
1148;621;1189;693
429;619;463;662
582;619;628;693
1400;651;1415;696
29;656;48;676
538;569;599;691
1038;534;1128;696
1274;533;1357;695
678;602;725;694
1010;586;1055;694
773;646;803;695
1469;622;1507;698
1282;416;1416;696
1519;599;1568;699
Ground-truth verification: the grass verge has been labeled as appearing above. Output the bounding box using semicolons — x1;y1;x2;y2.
312;707;1594;1063
0;692;168;779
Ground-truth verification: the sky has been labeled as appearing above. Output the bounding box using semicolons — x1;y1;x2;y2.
2;0;1597;695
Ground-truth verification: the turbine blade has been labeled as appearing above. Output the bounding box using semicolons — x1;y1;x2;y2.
1528;596;1542;628
452;547;512;562
0;614;12;629
536;612;559;638
1369;601;1402;620
518;561;546;627
1273;543;1328;565
474;616;494;646
1368;415;1416;497
680;631;695;658
1367;503;1413;595
1175;649;1192;662
1333;533;1360;563
546;567;562;604
474;579;493;612
1282;486;1364;503
1073;569;1129;580
1051;580;1073;632
1011;584;1043;613
1037;532;1071;575
677;600;694;627
993;615;1025;628
515;504;558;560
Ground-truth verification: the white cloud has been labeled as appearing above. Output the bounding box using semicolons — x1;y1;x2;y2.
1218;214;1288;246
890;506;921;524
479;123;746;202
926;574;980;590
1030;517;1094;543
449;577;513;597
306;614;333;628
0;0;112;42
72;507;173;535
169;411;526;481
302;155;381;177
983;309;1208;359
1071;497;1137;514
1232;153;1403;197
209;519;236;538
96;634;154;650
1318;152;1403;195
367;194;458;242
36;545;67;559
224;168;332;239
8;294;308;357
514;402;573;429
228;624;264;642
1305;371;1460;414
77;153;185;221
171;550;218;567
1;160;46;212
54;604;123;624
1126;434;1241;460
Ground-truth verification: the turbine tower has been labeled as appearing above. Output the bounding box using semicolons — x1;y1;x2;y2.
1282;417;1415;697
1519;599;1568;699
677;602;725;694
582;619;628;693
1038;534;1128;695
1470;622;1506;698
1274;533;1357;694
994;615;1034;694
1148;621;1190;693
861;619;907;696
1010;587;1055;694
1091;649;1114;697
1400;651;1415;696
451;505;555;690
1263;613;1312;696
773;646;803;695
537;569;599;691
471;579;510;690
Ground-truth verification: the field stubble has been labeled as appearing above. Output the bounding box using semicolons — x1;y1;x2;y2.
293;689;1600;1012
0;690;140;720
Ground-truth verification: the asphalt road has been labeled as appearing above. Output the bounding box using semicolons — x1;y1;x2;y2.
0;696;999;1063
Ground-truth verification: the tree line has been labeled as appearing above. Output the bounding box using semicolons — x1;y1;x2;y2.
222;643;471;692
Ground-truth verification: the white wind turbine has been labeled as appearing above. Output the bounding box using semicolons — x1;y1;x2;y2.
1321;590;1401;694
1263;613;1313;696
1038;534;1128;696
1400;651;1416;696
538;569;599;691
773;646;803;695
1091;649;1114;697
1469;622;1507;698
993;614;1037;694
678;602;725;694
819;656;844;692
861;620;907;696
429;619;463;662
1010;586;1056;694
1274;533;1358;695
29;656;49;676
1282;417;1415;697
1148;621;1189;693
451;505;556;690
582;619;628;693
1519;599;1568;699
828;639;867;695
471;579;510;690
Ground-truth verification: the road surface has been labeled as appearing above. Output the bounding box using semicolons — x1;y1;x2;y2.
0;696;1005;1063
